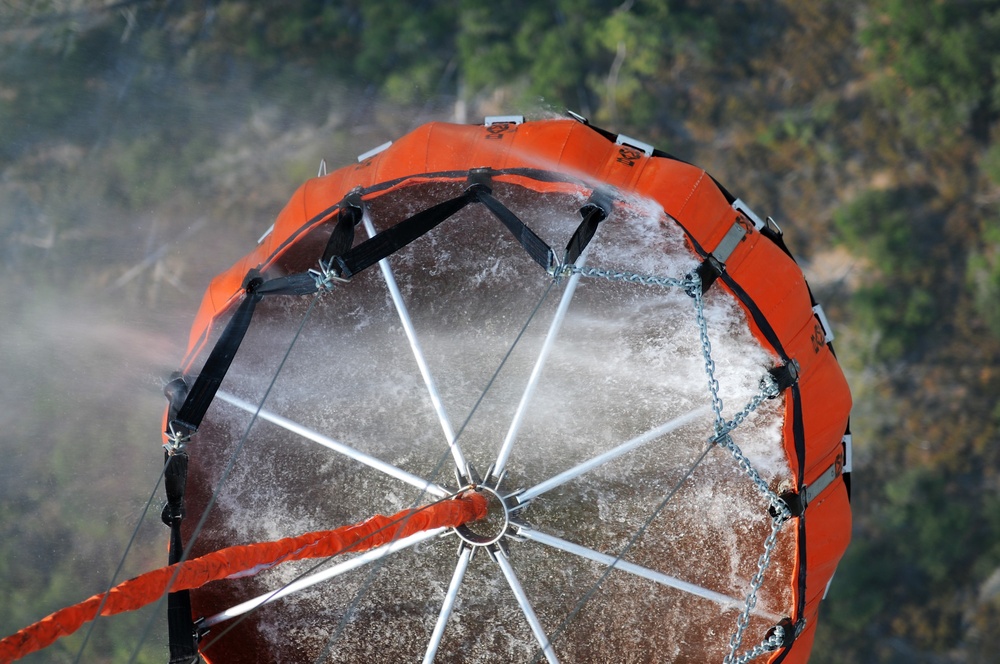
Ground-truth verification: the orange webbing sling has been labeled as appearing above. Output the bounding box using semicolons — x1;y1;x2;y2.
0;492;486;663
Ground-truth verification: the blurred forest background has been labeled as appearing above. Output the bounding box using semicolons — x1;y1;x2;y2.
1;0;999;662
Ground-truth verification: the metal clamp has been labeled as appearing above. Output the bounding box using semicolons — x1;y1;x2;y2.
615;133;654;156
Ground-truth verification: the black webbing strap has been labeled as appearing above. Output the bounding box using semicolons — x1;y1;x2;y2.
161;450;199;662
169;277;264;439
321;192;363;264
695;256;725;294
162;374;199;661
333;190;477;279
161;280;269;661
564;189;613;265
331;175;563;279
166;582;198;663
255;273;319;296
474;187;556;271
768;360;801;393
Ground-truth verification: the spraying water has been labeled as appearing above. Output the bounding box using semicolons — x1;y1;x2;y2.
182;173;796;662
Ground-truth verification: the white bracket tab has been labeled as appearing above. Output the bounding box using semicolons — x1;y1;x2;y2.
485;115;524;126
823;573;837;600
615;134;654;156
812;304;835;343
357;141;392;162
257;223;274;245
842;434;852;474
732;198;766;231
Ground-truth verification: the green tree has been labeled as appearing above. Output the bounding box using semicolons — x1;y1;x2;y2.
833;187;950;362
861;0;1000;148
967;223;1000;337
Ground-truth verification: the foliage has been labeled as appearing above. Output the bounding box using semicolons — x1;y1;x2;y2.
968;223;1000;337
861;0;1000;149
832;187;950;362
0;18;121;165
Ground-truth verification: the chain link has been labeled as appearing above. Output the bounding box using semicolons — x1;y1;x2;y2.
690;282;727;431
564;263;794;663
727;621;788;664
691;277;788;516
690;273;791;661
558;264;697;290
723;514;787;663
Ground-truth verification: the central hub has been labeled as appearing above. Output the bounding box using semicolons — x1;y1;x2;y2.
455;485;510;547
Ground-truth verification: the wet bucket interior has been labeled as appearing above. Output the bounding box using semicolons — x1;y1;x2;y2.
185;178;795;663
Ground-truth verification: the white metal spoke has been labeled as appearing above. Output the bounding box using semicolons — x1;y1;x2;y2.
515;406;710;504
422;546;472;664
492;548;560;664
516;525;782;622
492;268;583;480
362;210;467;473
216;390;448;498
201;528;444;628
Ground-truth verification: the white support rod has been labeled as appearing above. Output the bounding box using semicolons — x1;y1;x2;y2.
515;406;711;504
362;211;467;473
201;528;445;628
216;390;449;498
493;549;560;664
422;546;472;664
516;525;782;622
492;270;582;480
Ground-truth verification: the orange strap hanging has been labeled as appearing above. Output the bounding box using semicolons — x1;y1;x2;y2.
0;492;487;663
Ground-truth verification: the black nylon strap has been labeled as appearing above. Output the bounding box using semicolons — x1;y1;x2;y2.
695;256;724;294
256;273;319;296
564;189;613;265
334;191;477;279
170;281;263;437
167;519;199;662
161;452;199;662
167;586;199;664
474;188;556;271
768;360;801;393
321;194;363;264
161;452;188;526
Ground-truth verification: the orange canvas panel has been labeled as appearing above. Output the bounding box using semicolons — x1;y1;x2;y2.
805;479;852;605
635;157;713;225
798;357;853;479
728;241;812;346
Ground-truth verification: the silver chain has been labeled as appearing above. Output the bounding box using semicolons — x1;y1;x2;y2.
689;280;727;430
723;514;787;663
691;278;788;516
570;263;793;663
557;264;697;290
690;274;791;662
727;621;788;664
